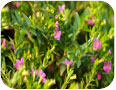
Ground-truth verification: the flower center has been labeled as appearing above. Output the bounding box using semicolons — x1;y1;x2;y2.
106;64;109;68
96;41;99;46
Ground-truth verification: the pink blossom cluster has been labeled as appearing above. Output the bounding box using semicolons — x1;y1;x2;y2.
88;19;95;26
54;21;61;40
31;68;46;83
57;5;65;14
93;38;101;50
14;57;24;70
103;61;112;74
63;59;73;67
16;2;20;8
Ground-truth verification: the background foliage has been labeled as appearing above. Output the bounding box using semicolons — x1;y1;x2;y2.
1;1;114;89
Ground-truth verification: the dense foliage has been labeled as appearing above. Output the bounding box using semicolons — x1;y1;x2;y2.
1;1;114;89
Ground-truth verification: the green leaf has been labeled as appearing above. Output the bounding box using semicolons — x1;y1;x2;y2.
15;12;21;24
89;84;96;87
69;82;77;89
16;48;22;56
11;13;17;23
73;12;80;40
76;59;81;68
36;25;45;32
30;29;37;36
73;12;80;31
23;13;31;25
2;57;6;70
60;65;66;76
85;34;89;51
14;29;20;45
75;12;80;26
96;79;99;87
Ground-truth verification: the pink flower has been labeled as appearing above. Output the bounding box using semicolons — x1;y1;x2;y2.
97;72;102;80
63;59;73;67
91;56;95;62
103;61;112;74
69;60;73;66
31;69;46;83
42;78;46;83
55;15;58;19
11;43;14;51
38;69;46;83
102;57;104;61
2;39;8;48
31;68;34;74
88;19;95;26
10;39;15;51
93;38;101;50
31;68;39;77
108;50;111;55
55;21;59;27
35;70;39;76
63;59;69;65
57;5;65;14
39;69;43;76
54;21;61;40
14;57;24;70
16;2;20;8
54;27;61;40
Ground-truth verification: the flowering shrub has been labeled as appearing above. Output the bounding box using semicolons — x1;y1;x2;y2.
1;1;114;89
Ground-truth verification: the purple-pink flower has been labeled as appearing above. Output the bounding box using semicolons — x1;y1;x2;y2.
103;61;112;74
102;57;104;61
31;68;34;74
39;69;46;83
54;21;61;40
2;39;8;48
55;15;58;19
97;72;102;80
31;68;46;83
31;68;38;76
11;43;15;51
10;40;15;51
88;19;95;26
57;5;65;14
35;70;39;76
108;50;111;55
93;38;101;50
54;29;61;40
55;21;59;27
64;59;73;67
16;2;20;8
14;57;24;70
91;56;96;62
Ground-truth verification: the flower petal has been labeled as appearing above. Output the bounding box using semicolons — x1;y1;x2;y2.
108;61;112;66
20;57;24;65
93;43;97;50
39;69;43;76
69;60;73;66
42;78;46;83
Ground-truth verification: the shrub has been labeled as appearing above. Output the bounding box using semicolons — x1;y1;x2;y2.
1;1;114;89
